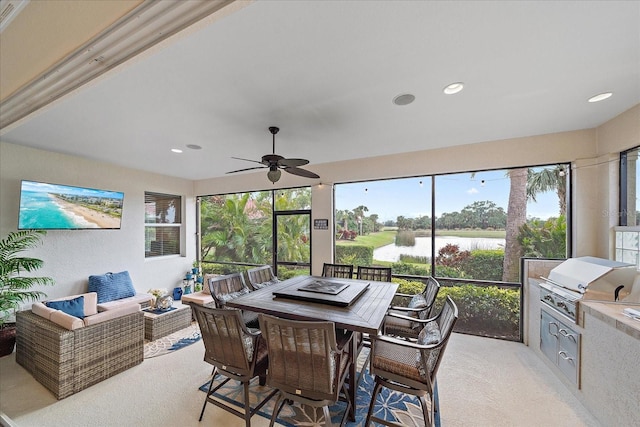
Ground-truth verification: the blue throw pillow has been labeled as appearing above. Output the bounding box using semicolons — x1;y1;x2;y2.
47;296;85;319
88;271;136;303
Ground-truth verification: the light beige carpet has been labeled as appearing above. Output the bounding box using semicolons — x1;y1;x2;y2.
0;333;601;427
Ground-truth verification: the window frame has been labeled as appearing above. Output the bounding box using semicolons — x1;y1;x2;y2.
144;191;183;258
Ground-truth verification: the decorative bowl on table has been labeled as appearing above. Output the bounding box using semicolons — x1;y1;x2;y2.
155;295;174;311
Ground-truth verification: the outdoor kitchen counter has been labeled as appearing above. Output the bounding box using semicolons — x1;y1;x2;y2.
579;301;640;341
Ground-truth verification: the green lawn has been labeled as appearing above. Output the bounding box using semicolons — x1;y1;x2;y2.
336;230;396;248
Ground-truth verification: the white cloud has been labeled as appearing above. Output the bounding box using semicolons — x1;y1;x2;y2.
467;187;479;194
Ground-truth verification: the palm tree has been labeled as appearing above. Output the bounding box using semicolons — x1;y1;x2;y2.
503;168;529;282
527;165;567;216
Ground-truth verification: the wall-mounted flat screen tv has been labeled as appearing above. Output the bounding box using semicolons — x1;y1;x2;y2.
18;180;124;230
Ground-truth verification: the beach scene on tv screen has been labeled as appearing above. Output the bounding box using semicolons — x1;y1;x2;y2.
19;181;124;229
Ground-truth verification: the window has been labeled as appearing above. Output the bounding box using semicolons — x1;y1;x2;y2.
145;192;182;257
334;163;570;282
620;146;640;226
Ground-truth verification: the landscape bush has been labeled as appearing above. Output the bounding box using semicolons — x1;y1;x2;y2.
336;245;373;266
389;279;520;340
460;249;504;281
395;230;416;246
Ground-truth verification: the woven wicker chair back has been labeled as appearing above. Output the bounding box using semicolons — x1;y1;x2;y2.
246;265;277;289
321;263;354;279
420;296;458;380
208;273;249;305
357;266;392;282
259;314;340;400
192;304;255;375
421;277;441;318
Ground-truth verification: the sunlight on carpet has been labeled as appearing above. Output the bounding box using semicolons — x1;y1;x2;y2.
197;348;440;427
144;323;201;358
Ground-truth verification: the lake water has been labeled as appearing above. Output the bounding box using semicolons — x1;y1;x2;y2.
374;236;505;262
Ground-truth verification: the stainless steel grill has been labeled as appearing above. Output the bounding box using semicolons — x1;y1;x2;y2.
538;256;638;323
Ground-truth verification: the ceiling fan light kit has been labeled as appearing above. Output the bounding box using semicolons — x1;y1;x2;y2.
227;126;320;183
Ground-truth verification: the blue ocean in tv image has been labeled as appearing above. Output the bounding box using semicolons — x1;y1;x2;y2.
18;191;82;229
18;181;124;230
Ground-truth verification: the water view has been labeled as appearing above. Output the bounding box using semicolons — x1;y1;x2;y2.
373;236;505;262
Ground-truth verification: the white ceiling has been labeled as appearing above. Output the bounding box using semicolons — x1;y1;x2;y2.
1;1;639;181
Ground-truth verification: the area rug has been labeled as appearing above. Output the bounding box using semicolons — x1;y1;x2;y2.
144;323;201;359
198;352;440;427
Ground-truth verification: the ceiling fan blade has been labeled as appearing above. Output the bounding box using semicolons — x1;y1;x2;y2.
279;158;309;168
284;167;320;179
226;166;267;174
231;156;264;166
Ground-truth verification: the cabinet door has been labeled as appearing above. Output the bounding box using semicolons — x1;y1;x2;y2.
557;324;580;386
540;310;559;364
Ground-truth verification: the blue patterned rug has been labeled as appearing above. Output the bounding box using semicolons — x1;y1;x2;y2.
144;323;201;358
198;359;440;426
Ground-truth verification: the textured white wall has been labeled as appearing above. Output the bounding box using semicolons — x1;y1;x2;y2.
0;142;196;304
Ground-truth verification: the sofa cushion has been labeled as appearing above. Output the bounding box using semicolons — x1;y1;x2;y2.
97;293;152;311
47;296;85;319
83;303;140;327
181;292;214;306
88;271;136;303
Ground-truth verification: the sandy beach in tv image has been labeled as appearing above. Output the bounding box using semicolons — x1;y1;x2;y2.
19;181;123;229
52;195;121;228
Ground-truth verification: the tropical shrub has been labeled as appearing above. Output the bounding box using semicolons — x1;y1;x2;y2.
518;215;566;258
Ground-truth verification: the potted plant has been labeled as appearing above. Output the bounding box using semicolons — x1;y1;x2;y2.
0;230;54;357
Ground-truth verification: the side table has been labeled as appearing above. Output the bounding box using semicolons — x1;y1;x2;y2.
143;302;192;341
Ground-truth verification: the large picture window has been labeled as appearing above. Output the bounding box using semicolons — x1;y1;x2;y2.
334;164;569;281
145;192;182;257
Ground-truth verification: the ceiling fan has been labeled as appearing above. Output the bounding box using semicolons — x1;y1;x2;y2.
227;126;320;183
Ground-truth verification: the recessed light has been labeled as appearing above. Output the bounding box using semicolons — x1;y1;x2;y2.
171;148;183;153
393;94;415;106
443;82;464;95
186;144;202;150
588;92;613;103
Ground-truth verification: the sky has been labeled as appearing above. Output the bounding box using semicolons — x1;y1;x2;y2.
21;180;124;200
335;169;562;222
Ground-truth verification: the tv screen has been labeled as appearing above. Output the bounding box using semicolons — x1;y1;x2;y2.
18;180;124;230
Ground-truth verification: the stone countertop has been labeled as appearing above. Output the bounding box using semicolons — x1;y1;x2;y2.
579;301;640;341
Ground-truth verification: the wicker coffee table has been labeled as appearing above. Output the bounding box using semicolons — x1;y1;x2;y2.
143;302;192;341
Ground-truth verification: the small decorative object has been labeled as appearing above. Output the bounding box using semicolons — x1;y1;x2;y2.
192;267;199;275
173;287;183;301
148;288;168;309
156;294;174;311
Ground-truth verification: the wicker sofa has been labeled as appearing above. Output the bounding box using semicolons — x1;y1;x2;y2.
16;293;144;399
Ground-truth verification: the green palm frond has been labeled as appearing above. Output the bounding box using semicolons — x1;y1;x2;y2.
1;230;54;327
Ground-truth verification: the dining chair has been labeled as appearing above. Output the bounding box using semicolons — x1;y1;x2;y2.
191;304;278;427
246;265;280;290
208;272;258;327
383;276;441;340
322;262;354;279
258;313;354;427
356;265;392;282
365;296;458;427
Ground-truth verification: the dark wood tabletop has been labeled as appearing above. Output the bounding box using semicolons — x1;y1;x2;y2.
226;275;398;335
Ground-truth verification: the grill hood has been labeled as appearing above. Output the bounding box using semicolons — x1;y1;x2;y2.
544;256;639;302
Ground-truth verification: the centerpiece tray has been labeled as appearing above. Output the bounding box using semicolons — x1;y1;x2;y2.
273;276;369;307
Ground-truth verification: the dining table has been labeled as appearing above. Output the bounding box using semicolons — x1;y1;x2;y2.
226;274;398;421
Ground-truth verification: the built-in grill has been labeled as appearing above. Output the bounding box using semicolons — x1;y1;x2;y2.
539;256;639;323
535;256;639;388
